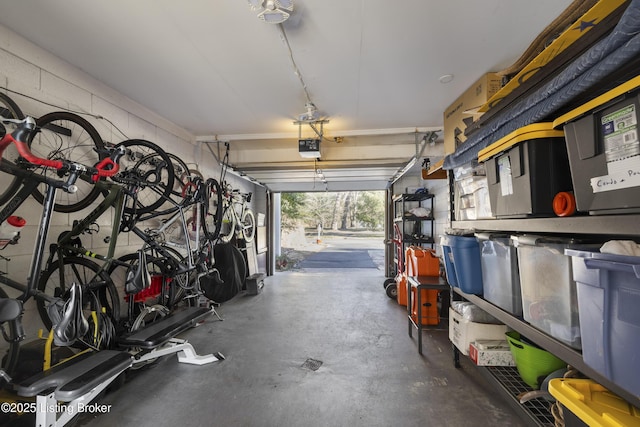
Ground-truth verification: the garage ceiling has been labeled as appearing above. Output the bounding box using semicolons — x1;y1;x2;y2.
0;0;572;191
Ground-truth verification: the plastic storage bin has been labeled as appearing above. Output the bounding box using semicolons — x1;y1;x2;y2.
453;163;493;220
505;331;566;389
440;235;458;287
549;378;640;427
476;233;522;316
553;78;640;215
447;234;483;295
478;122;572;218
512;235;594;350
449;307;507;356
566;248;640;398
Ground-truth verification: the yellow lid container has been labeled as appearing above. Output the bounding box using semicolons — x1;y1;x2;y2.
477;122;564;163
548;378;640;427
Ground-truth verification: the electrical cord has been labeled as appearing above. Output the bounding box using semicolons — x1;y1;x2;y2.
277;24;312;106
79;293;116;350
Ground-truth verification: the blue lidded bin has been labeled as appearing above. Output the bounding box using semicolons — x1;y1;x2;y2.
566;248;640;398
447;235;483;295
440;235;459;287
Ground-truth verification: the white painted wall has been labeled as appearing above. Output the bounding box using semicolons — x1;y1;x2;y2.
0;24;264;344
387;146;450;281
392;144;450;254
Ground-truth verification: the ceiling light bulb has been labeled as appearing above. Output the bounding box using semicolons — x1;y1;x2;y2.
264;0;276;10
439;74;454;84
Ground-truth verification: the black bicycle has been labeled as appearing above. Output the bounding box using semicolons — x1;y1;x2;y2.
0;114;121;380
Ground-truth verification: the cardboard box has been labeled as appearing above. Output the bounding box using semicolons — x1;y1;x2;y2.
469;340;515;366
449;307;507;355
444;73;502;155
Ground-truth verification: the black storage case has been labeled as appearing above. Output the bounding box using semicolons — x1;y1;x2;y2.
480;123;573;218
556;79;640;215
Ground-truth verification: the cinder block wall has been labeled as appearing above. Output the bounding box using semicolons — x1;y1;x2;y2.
0;24;264;342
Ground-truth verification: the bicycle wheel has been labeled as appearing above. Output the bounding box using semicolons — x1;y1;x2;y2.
29;111;105;213
36;257;120;331
167;153;191;205
0;92;25;206
201;178;223;241
240;208;256;243
218;204;236;243
108;245;190;321
113;139;175;215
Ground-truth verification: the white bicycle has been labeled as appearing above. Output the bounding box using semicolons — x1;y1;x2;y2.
215;183;256;243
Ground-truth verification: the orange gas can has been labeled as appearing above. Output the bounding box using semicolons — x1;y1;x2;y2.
406;247;440;277
396;273;408;306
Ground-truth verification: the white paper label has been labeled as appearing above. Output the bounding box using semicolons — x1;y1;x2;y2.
590;104;640;193
602;105;638;169
498;156;513;196
590;160;640;193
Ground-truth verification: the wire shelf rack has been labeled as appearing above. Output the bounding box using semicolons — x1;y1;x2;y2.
484;366;557;427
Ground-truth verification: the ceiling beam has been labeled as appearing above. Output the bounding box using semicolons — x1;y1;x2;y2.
235;159;406;171
196;126;442;142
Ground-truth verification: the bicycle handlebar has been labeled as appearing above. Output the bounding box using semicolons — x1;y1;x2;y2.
0;117;122;184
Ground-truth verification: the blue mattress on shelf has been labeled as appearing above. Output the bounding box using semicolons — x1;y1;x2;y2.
444;0;640;170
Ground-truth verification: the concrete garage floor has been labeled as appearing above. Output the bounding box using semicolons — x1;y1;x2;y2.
81;237;527;427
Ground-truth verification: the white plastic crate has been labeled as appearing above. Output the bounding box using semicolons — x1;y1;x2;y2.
449;307;508;355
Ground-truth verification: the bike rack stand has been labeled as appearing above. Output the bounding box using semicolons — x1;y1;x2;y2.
133;338;225;366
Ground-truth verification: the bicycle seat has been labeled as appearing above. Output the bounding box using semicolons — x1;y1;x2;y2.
0;298;22;323
125;249;151;294
47;284;89;347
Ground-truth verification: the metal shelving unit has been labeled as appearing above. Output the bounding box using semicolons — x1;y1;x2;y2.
450;213;640;407
392;193;435;269
452;215;640;237
480;366;557;427
452;287;640;409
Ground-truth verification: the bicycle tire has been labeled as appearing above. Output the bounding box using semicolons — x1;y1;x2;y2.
182;168;203;181
0;92;25;206
113;139;175;215
167;152;191;205
28;111;105;213
240;208;256;243
108;245;190;319
201;178;223;241
165;246;199;308
36;257;120;331
218;203;237;243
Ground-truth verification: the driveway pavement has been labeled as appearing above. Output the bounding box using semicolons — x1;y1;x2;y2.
297;235;385;269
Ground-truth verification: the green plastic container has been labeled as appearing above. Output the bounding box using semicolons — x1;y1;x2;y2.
505;331;566;389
